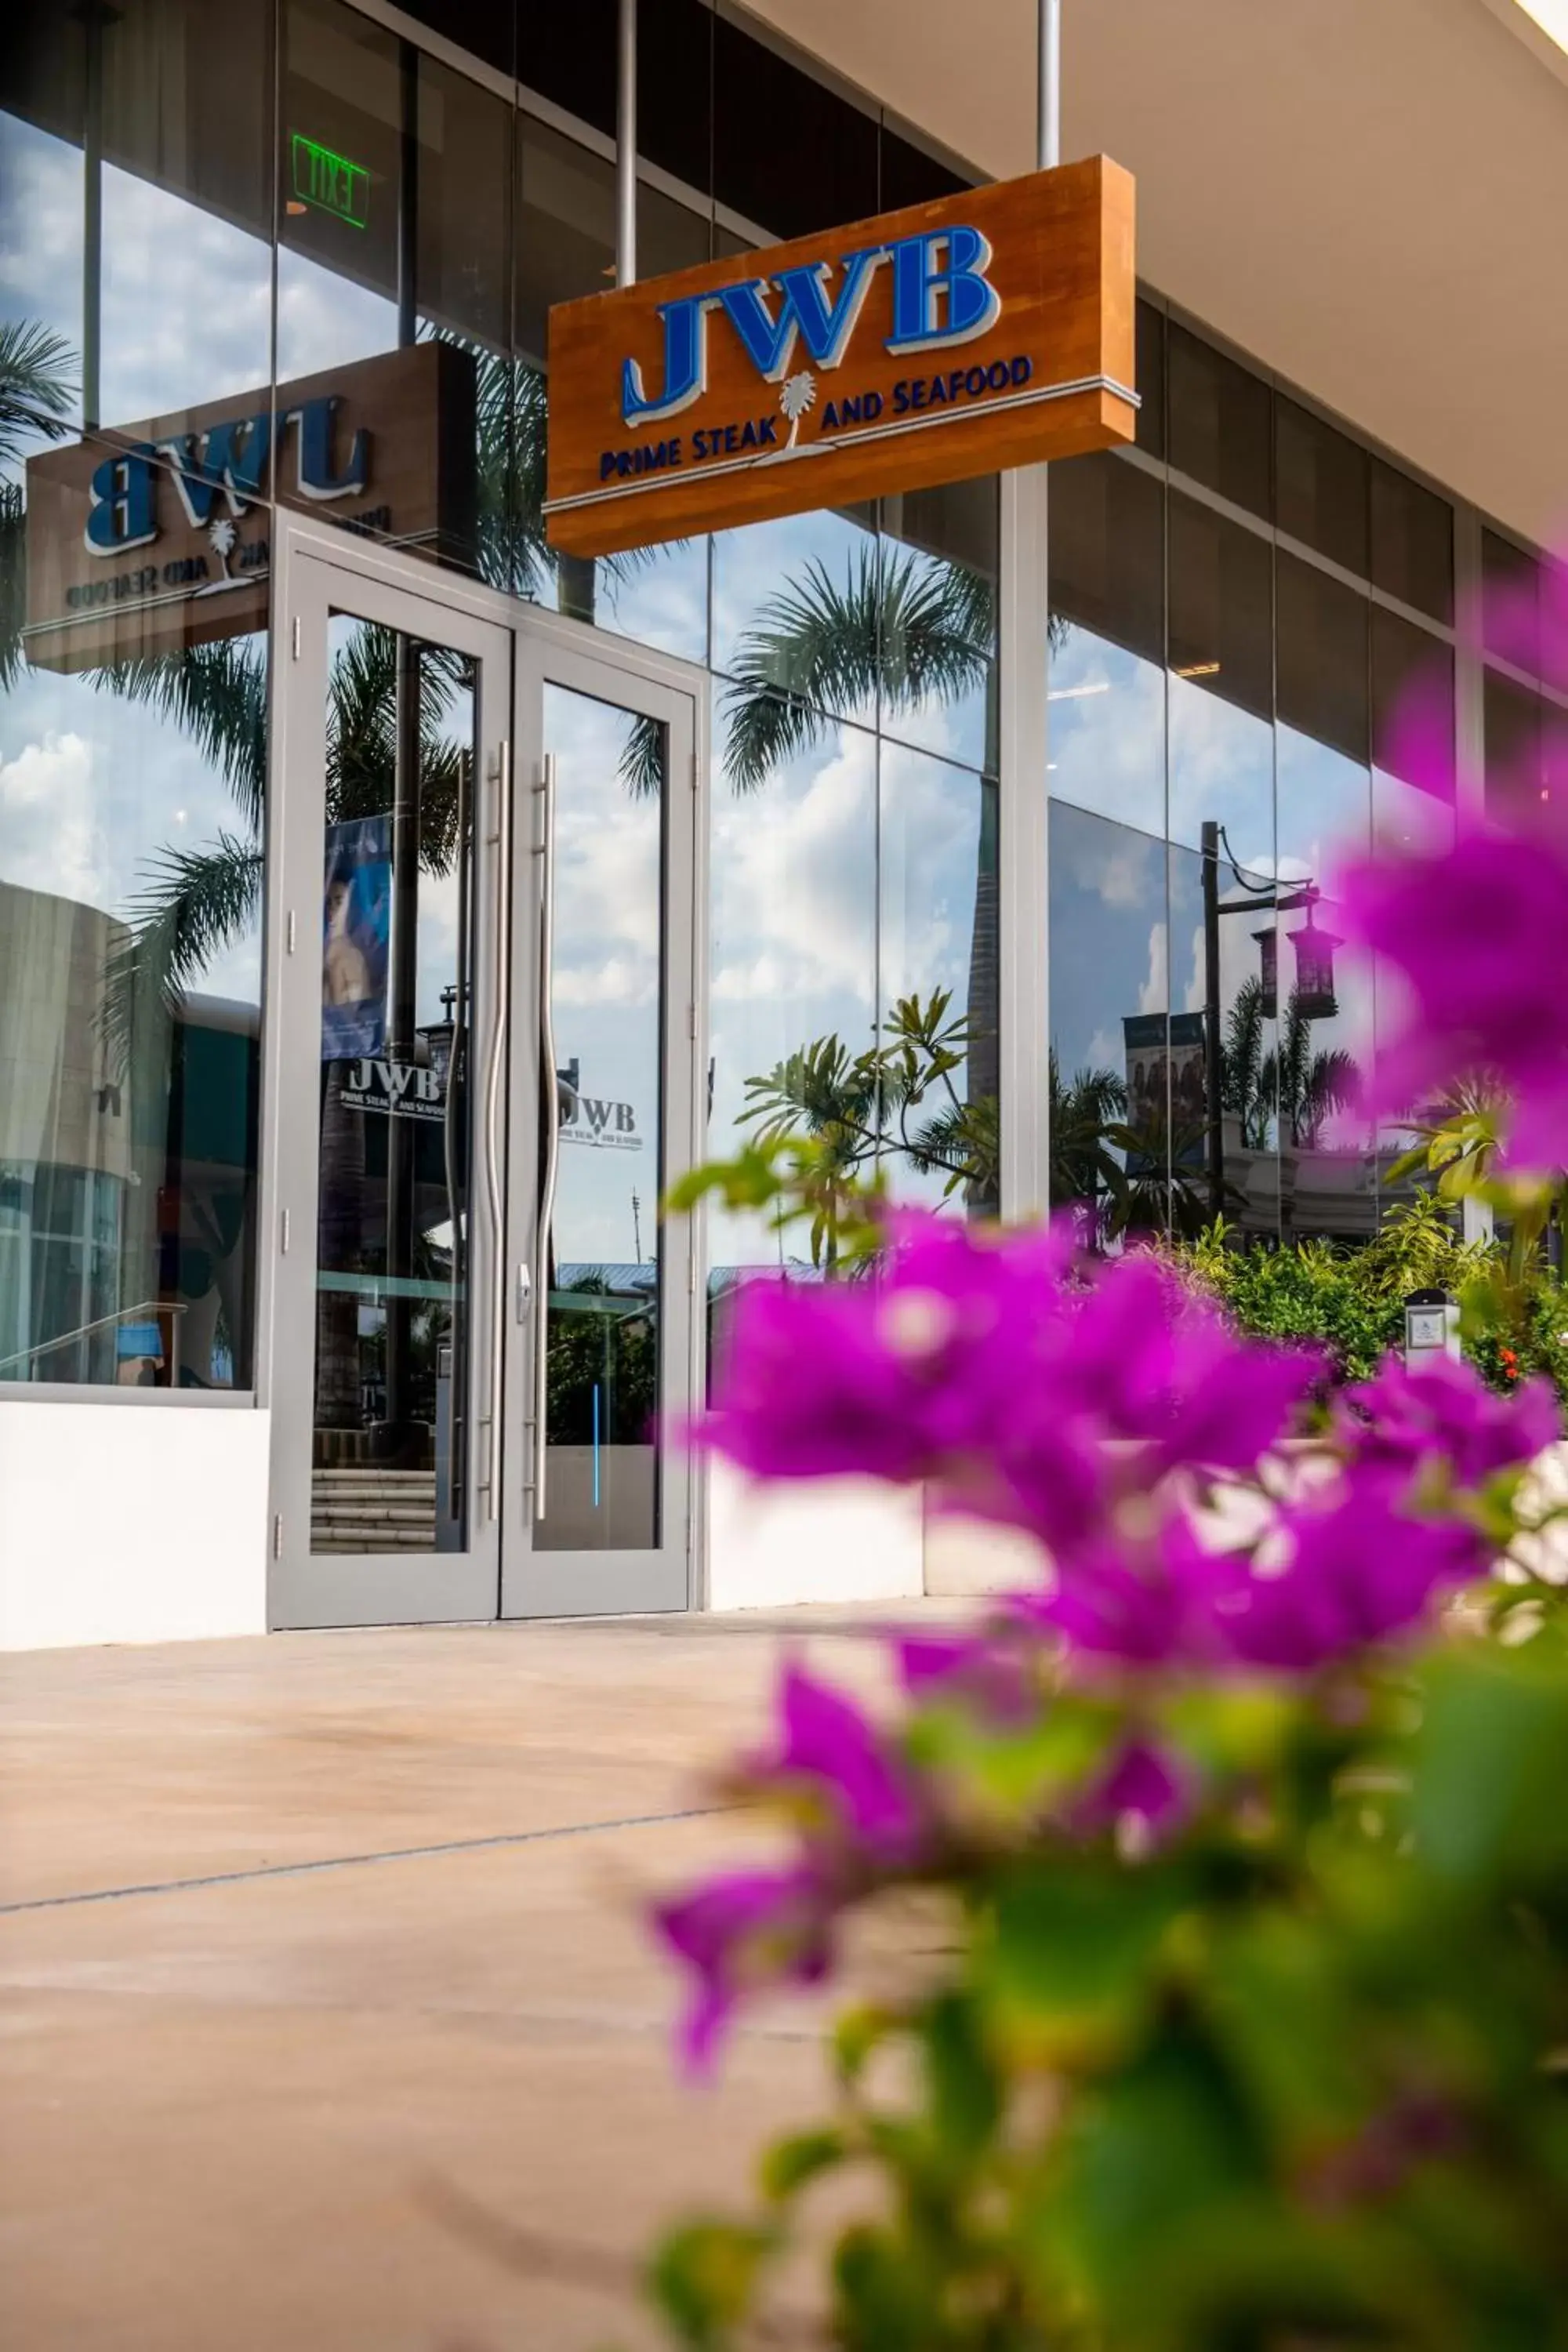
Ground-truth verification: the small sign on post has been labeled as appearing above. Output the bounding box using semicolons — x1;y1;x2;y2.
1404;1287;1461;1370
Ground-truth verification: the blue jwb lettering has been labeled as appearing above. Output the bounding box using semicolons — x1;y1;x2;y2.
621;227;1003;428
84;396;370;555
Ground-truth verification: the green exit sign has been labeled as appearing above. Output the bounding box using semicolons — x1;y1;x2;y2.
290;133;370;229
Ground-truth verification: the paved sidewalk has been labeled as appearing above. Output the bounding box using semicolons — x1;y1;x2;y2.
0;1610;921;2351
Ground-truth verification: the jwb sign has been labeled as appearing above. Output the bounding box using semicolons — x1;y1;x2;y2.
339;1058;445;1123
24;342;476;673
561;1090;643;1152
545;156;1135;557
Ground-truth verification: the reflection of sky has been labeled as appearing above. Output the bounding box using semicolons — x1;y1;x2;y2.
709;703;876;1266
1049;804;1165;1081
879;742;989;1212
546;684;662;1270
1168;679;1273;865
1048;624;1165;838
713;510;877;728
593;540;707;668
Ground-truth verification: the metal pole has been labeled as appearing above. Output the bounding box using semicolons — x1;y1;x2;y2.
616;0;637;285
81;0;105;430
397;38;419;346
1202;821;1225;1220
1038;0;1061;170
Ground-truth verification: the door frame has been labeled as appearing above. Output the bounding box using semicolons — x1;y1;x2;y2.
499;626;707;1618
259;515;711;1627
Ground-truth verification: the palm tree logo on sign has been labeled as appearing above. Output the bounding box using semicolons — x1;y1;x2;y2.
775;369;817;455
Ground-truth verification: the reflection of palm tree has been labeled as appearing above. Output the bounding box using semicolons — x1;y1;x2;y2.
1;321;78;688
1221;974;1272;1151
1266;988;1359;1151
1048;1053;1127;1224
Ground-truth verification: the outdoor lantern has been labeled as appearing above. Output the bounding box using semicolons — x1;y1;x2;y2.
1287;905;1341;1021
1253;926;1278;1019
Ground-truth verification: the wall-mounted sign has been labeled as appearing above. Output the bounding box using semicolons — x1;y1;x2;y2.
321;817;391;1063
290;132;370;228
560;1085;644;1151
23;341;476;672
545;155;1134;559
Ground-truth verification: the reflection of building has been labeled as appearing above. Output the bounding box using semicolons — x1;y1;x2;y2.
4;0;1567;1647
0;880;256;1389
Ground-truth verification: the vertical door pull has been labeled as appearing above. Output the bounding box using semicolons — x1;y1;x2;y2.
533;751;560;1519
482;740;512;1519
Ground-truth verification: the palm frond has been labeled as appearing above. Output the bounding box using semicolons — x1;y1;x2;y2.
89;640;269;829
617;712;666;799
0;320;77;469
0;479;25;688
720;546;993;793
100;832;263;1073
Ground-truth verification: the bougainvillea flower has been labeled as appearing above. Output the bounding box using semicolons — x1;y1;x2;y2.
755;1662;923;1856
705;1214;1319;1566
653;1864;831;2070
1336;824;1568;1171
1338;1352;1559;1490
1216;1478;1484;1672
1073;1735;1192;1845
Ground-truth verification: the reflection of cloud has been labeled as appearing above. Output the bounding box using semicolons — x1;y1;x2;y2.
100;166;270;423
1179;924;1207;1014
554;954;656;1010
1086;1025;1120;1069
712;731;876;1005
1138;920;1166;1016
0;731;110;907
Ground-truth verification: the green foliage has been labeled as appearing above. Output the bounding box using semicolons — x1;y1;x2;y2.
671;993;997;1267
1168;1195;1568;1399
643;1626;1568;2350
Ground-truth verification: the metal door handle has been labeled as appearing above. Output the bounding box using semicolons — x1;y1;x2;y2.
534;750;560;1519
482;739;511;1521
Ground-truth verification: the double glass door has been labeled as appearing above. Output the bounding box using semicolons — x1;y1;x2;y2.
267;543;698;1627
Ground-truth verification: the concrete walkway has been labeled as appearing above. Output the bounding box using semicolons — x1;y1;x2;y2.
0;1610;920;2351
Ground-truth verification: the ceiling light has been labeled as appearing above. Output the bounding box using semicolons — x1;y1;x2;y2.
1175;660;1221;679
1047;681;1110;701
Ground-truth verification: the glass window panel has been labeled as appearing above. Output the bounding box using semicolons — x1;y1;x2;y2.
1170;837;1279;1243
1168;493;1272;856
0;441;264;1390
1047;803;1166;1237
713;16;877;239
1276;727;1375;1244
1370;459;1454;625
879;128;967;212
1372;604;1454;801
1276;550;1369;768
706;695;876;1273
514;116;709;656
280;5;514;587
1134;299;1165;460
1482;528;1541;677
395;0;515;76
1485;668;1544;829
712;507;879;730
638;0;713;195
1047;452;1165;836
311;620;475;1547
1275;397;1368;578
539;684;666;1553
877;476;998;771
519;0;616;142
878;744;997;1213
1167;322;1272;521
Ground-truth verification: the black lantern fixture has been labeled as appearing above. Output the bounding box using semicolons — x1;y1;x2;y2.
1287;901;1341;1022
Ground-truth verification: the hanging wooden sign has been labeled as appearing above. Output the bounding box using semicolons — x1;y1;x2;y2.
544;154;1135;558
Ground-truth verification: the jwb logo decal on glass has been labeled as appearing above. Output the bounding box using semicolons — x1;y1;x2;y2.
546;157;1137;559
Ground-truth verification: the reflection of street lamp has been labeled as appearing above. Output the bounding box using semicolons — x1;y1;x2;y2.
1201;820;1341;1218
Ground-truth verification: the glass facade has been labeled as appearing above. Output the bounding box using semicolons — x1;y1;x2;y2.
0;0;1555;1422
1047;301;1465;1248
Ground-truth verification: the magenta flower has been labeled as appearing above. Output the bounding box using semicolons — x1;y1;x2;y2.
1073;1735;1191;1844
1338;1353;1559;1490
1337;822;1568;1171
653;1864;831;2070
755;1662;923;1857
705;1215;1319;1567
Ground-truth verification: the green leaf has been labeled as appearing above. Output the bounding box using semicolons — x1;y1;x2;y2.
758;2127;846;2201
647;2219;775;2348
980;1864;1185;2060
922;1991;1001;2161
1411;1633;1568;1893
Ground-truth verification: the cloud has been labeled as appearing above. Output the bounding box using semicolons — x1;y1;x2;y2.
1138;920;1167;1016
0;731;110;907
